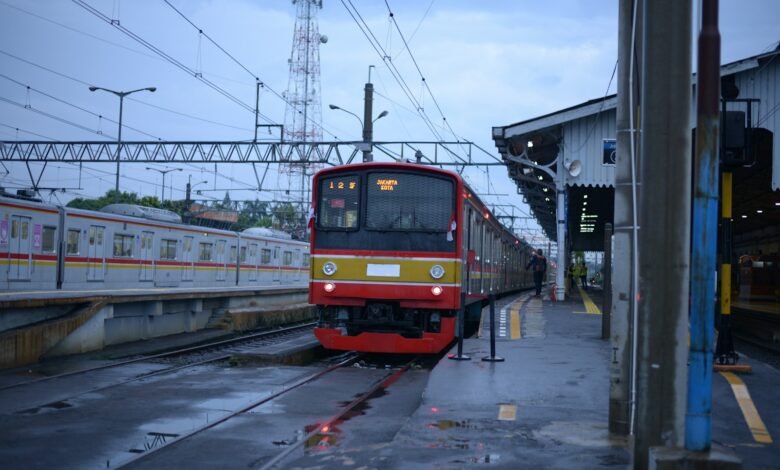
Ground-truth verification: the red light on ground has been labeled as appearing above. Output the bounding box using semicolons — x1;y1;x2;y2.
322;425;330;433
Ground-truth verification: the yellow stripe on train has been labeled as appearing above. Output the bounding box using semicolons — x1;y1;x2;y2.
311;257;460;284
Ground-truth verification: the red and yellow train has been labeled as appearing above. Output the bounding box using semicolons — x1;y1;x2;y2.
309;162;536;354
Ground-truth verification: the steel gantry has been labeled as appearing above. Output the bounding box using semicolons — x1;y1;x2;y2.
0;140;505;168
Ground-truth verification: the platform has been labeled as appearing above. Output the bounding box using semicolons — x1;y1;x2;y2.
381;287;779;468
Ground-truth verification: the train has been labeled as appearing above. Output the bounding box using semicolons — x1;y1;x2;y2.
0;192;309;292
309;162;537;354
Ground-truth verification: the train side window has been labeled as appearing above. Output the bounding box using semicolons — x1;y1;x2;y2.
42;226;56;253
261;248;271;264
113;234;134;257
199;242;213;261
303;253;310;267
249;244;257;261
230;246;237;263
67;229;80;255
283;251;292;266
240;246;247;263
273;247;280;260
21;220;29;240
159;239;177;260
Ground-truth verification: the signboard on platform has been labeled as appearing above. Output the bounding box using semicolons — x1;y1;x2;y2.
603;139;616;165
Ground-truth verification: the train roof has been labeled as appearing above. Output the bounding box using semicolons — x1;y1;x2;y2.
99;204;183;223
241;227;293;240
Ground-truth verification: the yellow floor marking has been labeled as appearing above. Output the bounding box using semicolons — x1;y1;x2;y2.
720;372;773;444
498;404;517;421
510;305;522;340
576;285;601;314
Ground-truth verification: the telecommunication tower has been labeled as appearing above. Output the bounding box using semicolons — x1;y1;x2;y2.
283;0;325;146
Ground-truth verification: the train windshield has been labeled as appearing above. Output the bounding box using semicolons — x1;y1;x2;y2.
318;175;360;229
365;172;452;231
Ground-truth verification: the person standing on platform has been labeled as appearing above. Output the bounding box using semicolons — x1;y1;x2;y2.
526;249;547;297
579;262;588;290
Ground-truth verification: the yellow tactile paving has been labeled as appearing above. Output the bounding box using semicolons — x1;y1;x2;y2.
720;371;773;444
576;285;601;315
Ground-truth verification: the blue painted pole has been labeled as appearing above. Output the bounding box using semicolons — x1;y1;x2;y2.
686;0;720;451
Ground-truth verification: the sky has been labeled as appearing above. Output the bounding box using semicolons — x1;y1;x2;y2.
1;0;778;243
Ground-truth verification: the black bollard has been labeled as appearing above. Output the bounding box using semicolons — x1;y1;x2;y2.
448;292;471;361
482;293;504;362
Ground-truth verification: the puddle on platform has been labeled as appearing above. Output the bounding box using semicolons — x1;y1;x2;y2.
16;400;73;415
428;419;479;430
451;453;502;464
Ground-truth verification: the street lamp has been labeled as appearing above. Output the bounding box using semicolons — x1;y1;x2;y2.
145;167;182;203
89;85;156;202
186;175;208;206
328;104;388;162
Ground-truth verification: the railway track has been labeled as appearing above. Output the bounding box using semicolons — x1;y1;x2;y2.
0;322;317;393
113;353;421;469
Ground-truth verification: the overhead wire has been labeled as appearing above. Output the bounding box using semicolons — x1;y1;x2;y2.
0;74;161;140
339;0;445;143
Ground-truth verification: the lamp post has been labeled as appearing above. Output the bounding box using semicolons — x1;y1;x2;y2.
145;167;182;203
186;175;208;206
89;85;156;202
328;104;388;162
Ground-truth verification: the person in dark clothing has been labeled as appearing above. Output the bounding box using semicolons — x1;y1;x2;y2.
526;249;547;296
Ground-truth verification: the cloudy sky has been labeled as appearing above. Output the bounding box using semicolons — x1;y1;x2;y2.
1;0;778;242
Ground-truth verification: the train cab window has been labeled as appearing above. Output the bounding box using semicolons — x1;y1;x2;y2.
261;248;271;264
283;251;292;266
66;229;80;255
42;226;56;253
159;239;177;260
199;242;213;261
113;234;134;257
366;172;453;231
303;253;310;267
240;246;247;263
318;175;360;230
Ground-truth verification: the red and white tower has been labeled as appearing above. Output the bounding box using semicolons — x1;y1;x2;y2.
284;0;325;145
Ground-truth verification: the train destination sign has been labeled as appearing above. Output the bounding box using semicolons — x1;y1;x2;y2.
375;178;398;191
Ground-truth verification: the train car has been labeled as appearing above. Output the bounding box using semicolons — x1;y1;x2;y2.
1;193;308;292
309;162;534;354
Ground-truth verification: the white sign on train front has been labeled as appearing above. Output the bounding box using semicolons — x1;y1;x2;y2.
366;264;400;277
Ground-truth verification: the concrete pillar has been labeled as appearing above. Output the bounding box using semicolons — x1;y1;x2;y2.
634;0;692;466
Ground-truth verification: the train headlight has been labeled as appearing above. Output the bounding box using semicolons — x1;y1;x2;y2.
431;286;443;296
322;261;337;276
324;282;336;293
429;265;445;279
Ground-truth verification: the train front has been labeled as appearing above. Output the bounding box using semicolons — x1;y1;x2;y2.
309;163;462;354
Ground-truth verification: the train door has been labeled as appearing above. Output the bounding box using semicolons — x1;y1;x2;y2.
272;246;281;283
87;225;105;281
8;215;32;281
139;231;154;281
182;236;194;281
294;248;302;282
229;244;238;285
216;240;227;281
248;243;258;282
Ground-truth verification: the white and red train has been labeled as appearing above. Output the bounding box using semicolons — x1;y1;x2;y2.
0;193;308;292
310;162;536;354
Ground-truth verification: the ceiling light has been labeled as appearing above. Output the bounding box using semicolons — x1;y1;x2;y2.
583;195;588;199
756;210;763;214
537;175;543;180
741;215;747;219
583;201;588;206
